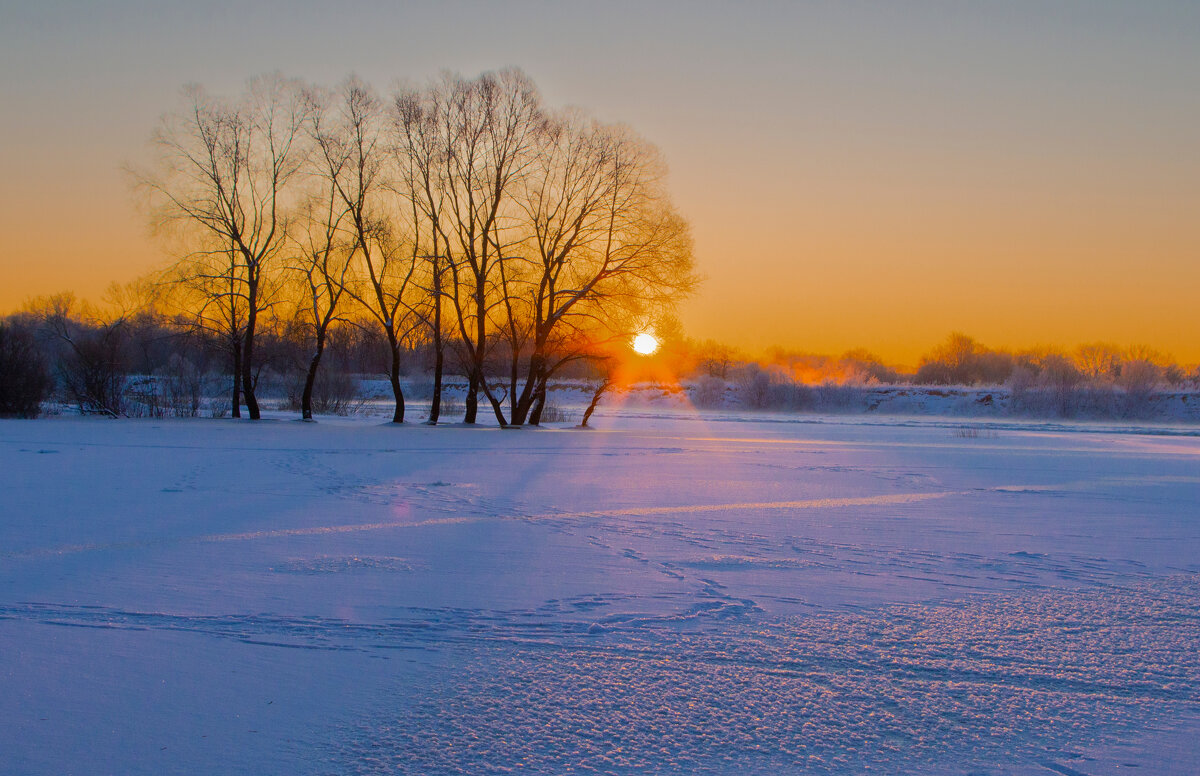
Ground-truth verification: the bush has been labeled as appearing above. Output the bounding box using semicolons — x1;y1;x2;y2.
734;364;774;409
0;323;52;417
52;320;131;416
206;397;231;418
537;403;572;423
839;349;900;384
1040;354;1083;416
1117;359;1163;417
123;355;210;418
813;383;866;412
1008;357;1087;417
691;375;728;408
916;333;1013;385
730;364;815;411
286;368;364;416
159;355;207;417
432;393;463;422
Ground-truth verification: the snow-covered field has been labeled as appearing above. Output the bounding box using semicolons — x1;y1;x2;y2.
2;410;1199;774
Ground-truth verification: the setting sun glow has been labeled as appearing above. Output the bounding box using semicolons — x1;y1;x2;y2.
632;332;659;355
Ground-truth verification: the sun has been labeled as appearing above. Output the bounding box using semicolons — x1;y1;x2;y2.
631;332;659;355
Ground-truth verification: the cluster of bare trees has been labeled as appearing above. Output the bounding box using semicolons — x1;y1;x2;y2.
2;287;406;420
0;321;52;418
913;332;1189;394
132;70;696;425
672;331;1200;418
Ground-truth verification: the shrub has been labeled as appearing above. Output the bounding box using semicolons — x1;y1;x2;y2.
286;368;364;416
814;383;866;412
692;375;728;408
1008;357;1086;417
734;364;773;409
0;323;52;417
733;364;813;410
537;403;572;423
1040;354;1084;416
916;333;1013;385
839;349;900;384
124;355;209;417
433;393;463;422
1117;359;1163;418
51;320;131;416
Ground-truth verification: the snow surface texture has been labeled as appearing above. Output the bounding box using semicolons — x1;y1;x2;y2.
1;412;1198;775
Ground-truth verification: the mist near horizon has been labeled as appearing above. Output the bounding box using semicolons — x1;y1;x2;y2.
2;1;1199;362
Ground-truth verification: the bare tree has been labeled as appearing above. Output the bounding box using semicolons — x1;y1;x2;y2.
157;237;248;416
1118;356;1164;415
313;78;416;423
1075;342;1122;382
133;75;310;419
433;70;545;424
580;374;612;428
0;321;53;418
510;116;695;425
393;84;456;424
388;71;695;426
285;168;353;421
32;293;131;417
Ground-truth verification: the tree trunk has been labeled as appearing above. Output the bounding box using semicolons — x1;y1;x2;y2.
464;279;487;424
428;291;443;424
529;384;547;426
388;341;405;423
487;390;508;427
428;341;443;425
230;341;242;419
581;379;611;428
510;361;540;426
510;393;529;426
241;285;260;420
511;349;549;426
301;329;326;421
464;369;479;424
479;377;508;427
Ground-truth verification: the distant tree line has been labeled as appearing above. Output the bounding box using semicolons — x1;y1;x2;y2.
678;332;1199;419
0;287;612;420
1;290;385;419
912;332;1193;417
2;307;1196;421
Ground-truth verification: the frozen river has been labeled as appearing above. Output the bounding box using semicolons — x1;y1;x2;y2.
2;413;1198;774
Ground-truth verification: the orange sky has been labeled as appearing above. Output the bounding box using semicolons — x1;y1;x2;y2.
2;2;1198;366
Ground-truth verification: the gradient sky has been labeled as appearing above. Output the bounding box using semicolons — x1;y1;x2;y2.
2;1;1198;365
